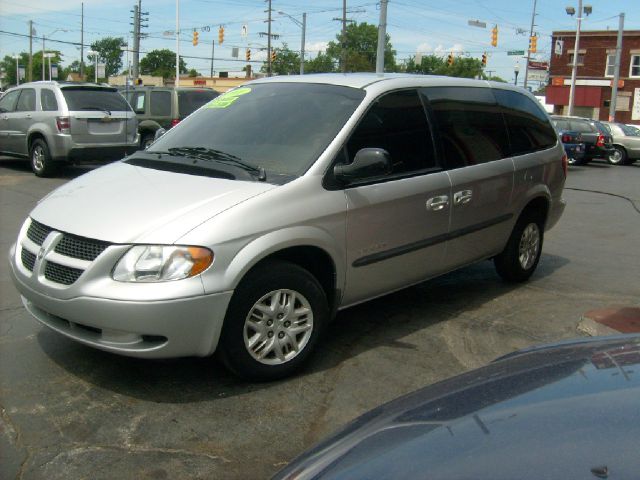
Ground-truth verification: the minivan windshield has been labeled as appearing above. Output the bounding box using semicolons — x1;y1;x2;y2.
147;82;365;179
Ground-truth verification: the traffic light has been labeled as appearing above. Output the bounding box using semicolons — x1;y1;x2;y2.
135;78;143;85
481;52;487;66
218;26;224;44
447;52;454;66
529;35;538;53
491;25;498;47
271;50;277;62
246;48;251;61
192;30;199;46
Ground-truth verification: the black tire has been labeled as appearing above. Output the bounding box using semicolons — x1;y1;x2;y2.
30;138;57;177
140;132;155;150
608;145;627;165
494;212;544;283
218;260;328;381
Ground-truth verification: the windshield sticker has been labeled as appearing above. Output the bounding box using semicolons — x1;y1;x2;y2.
205;87;252;109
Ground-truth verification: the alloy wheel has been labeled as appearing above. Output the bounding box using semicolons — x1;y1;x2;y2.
518;223;540;270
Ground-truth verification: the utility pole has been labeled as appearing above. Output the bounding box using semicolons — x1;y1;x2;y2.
523;0;537;89
210;39;215;77
267;0;272;76
342;0;347;72
300;13;306;75
376;0;388;74
176;0;180;87
80;3;85;78
28;20;33;82
131;3;140;78
608;13;624;122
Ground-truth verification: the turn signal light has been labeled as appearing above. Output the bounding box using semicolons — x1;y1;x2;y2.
171;118;181;127
596;134;605;147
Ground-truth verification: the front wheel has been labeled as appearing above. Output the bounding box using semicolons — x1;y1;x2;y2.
494;214;544;283
30;138;57;177
218;261;328;381
608;146;627;165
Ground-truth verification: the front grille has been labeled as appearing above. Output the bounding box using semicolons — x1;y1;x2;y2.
54;234;110;261
44;262;84;285
27;219;53;246
21;248;36;271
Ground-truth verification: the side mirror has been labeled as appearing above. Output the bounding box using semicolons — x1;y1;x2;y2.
334;148;392;184
154;128;166;141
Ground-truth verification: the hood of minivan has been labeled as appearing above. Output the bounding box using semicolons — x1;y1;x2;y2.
30;161;276;244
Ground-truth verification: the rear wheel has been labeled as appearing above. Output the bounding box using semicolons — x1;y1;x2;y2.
30;138;57;177
218;260;328;381
608;146;627;165
494;213;544;283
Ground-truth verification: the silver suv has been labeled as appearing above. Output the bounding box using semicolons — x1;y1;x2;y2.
0;81;139;176
8;74;567;380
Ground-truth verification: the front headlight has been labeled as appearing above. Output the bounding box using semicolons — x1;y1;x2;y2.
112;245;213;282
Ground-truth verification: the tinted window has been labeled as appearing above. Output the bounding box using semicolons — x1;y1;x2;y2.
347;89;436;174
41;89;58;111
177;89;219;118
494;90;557;156
568;120;595;134
150;91;171;116
61;87;131;111
16;89;36;112
553;119;570;131
0;90;20;112
422;87;509;168
131;91;146;113
148;83;365;178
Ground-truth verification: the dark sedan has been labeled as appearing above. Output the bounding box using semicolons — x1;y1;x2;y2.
273;335;640;480
558;130;586;165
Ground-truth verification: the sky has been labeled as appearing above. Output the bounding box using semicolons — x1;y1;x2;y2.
0;0;638;83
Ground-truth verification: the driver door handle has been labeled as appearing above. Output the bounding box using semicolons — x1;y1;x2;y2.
426;195;449;211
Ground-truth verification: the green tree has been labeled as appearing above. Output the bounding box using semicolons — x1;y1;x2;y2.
89;37;126;79
325;22;396;72
304;52;336;73
261;44;301;75
188;68;199;77
1;51;63;86
402;54;484;79
140;49;188;79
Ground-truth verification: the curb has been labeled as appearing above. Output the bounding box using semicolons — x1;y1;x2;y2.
577;317;621;337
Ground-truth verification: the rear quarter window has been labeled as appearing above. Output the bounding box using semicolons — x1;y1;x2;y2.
61;88;132;112
493;89;557;156
568;120;595;134
150;91;172;116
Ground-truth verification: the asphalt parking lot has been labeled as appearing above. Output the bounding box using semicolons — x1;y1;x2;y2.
1;157;639;480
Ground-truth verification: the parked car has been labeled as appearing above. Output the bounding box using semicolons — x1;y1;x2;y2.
551;115;614;164
8;74;566;380
273;334;640;480
557;129;586;165
118;86;219;149
0;81;139;176
598;121;640;165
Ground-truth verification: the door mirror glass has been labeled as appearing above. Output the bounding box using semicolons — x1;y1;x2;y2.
334;148;392;183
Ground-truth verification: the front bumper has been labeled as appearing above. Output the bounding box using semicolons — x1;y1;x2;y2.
9;242;233;359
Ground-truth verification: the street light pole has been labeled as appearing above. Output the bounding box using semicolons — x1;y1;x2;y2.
88;50;98;83
277;10;307;75
13;55;20;86
43;29;68;81
567;1;591;116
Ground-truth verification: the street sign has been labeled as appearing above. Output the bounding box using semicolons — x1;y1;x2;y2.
527;70;547;82
507;50;525;56
529;60;549;70
468;20;487;28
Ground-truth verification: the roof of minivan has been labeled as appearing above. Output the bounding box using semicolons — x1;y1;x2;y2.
248;73;500;90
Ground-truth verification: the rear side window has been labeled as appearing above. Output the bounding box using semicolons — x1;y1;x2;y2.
347;89;437;174
422;86;509;168
553;119;570;131
150;91;171;116
494;89;557;156
61;87;132;111
130;91;147;113
177;90;219;118
41;89;58;111
0;90;20;112
16;89;36;112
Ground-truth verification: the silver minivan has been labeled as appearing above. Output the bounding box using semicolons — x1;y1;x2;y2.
8;74;567;380
0;81;139;176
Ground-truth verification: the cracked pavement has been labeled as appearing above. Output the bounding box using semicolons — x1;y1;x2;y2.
1;158;639;479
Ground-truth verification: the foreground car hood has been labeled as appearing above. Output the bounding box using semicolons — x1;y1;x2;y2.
30;161;276;243
274;335;640;480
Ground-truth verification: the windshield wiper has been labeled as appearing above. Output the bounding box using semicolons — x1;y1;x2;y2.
158;147;267;181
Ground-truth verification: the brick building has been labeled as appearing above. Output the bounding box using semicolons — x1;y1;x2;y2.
546;30;640;124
